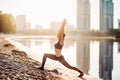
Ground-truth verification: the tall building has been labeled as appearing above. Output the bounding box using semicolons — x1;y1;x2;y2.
100;0;114;31
16;15;27;32
77;0;90;32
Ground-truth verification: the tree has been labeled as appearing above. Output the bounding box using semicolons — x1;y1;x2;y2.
0;12;16;34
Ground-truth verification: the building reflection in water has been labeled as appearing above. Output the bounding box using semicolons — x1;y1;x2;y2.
117;42;120;53
99;40;113;80
76;39;90;74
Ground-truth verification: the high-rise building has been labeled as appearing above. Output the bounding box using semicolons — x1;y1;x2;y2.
100;0;114;31
16;15;27;32
77;0;90;32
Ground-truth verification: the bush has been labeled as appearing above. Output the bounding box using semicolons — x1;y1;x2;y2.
0;12;16;34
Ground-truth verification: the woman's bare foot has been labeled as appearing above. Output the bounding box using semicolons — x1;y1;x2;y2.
78;72;84;78
37;67;44;70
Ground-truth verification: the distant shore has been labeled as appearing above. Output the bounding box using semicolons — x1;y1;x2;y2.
0;33;116;40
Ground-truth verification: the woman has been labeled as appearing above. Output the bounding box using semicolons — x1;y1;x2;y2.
39;19;84;78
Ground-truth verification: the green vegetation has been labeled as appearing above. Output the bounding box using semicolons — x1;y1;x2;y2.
0;12;16;34
107;29;120;36
80;29;120;37
79;30;106;36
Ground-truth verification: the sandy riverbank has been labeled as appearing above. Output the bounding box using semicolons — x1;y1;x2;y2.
0;38;98;80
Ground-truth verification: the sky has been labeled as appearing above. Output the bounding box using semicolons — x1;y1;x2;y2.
0;0;120;30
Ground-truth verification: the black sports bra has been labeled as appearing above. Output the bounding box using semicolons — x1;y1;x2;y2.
54;33;65;49
54;41;63;49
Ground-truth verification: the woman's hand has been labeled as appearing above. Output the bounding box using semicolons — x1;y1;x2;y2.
63;18;67;24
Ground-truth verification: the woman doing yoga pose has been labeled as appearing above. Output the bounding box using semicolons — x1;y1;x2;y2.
39;19;84;78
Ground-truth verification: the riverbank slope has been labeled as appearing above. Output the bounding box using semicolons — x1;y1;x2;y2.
0;39;64;80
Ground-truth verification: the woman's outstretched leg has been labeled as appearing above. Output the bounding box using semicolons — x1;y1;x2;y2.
39;53;58;70
58;55;84;77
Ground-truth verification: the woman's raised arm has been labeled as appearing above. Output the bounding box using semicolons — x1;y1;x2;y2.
57;19;66;39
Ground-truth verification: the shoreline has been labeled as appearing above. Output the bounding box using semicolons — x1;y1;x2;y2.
0;38;64;80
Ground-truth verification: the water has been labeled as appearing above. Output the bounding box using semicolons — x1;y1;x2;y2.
12;36;120;80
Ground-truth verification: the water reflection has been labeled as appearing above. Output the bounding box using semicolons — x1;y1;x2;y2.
117;42;120;53
12;37;120;80
76;40;90;74
99;40;113;80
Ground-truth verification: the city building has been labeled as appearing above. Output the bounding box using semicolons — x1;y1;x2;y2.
26;22;31;30
77;0;90;32
100;0;114;31
16;15;27;32
35;24;43;30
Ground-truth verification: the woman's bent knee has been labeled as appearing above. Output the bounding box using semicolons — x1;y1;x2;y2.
43;53;53;58
43;53;48;57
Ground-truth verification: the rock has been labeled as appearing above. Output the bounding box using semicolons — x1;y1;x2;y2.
0;74;7;79
4;43;14;47
11;50;27;57
47;69;59;74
